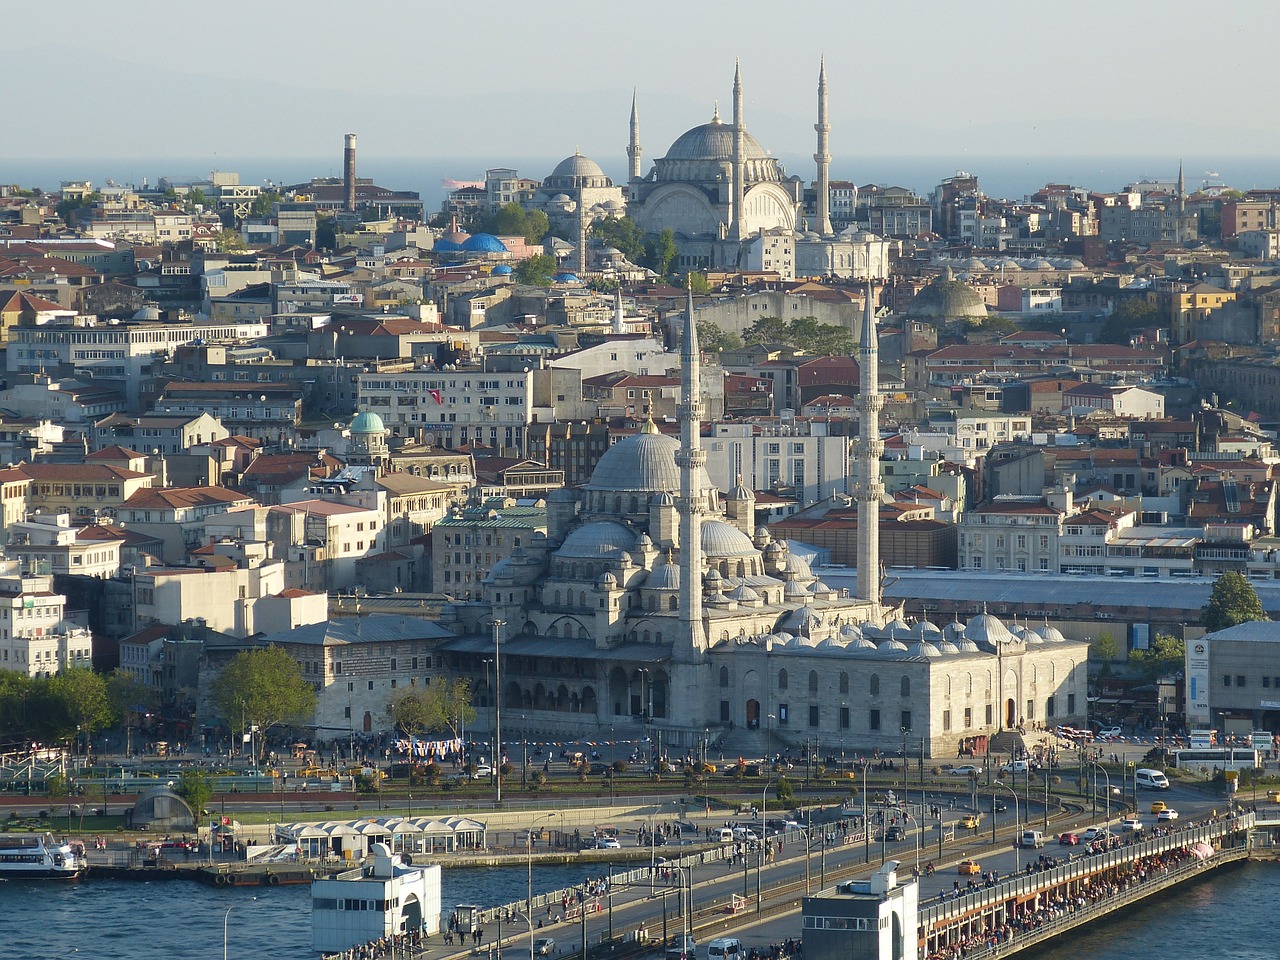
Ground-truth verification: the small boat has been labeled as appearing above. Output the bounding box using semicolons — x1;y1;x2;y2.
0;832;85;880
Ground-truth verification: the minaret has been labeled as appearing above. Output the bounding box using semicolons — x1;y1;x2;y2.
675;278;707;657
343;133;357;211
854;282;884;607
576;199;588;275
730;60;746;241
813;58;833;236
613;288;626;335
1177;159;1186;212
627;90;643;182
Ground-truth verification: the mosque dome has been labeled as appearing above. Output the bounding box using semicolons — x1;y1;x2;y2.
815;637;845;651
646;559;680;590
701;520;756;558
553;273;580;284
877;638;909;656
544;152;612;190
728;584;761;603
909;640;943;658
964;612;1017;646
955;638;980;653
906;273;988;320
846;635;878;652
654;112;786;185
557;521;637;558
584;431;711;496
491;264;513;276
784;580;812;600
350;410;386;434
459;233;508;253
1037;623;1068;643
839;623;864;641
781;554;813;579
938;640;961;655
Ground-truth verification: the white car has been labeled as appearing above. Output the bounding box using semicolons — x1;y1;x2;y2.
949;765;983;777
534;939;556;956
1156;809;1179;822
594;837;621;849
1120;817;1144;832
471;764;494;779
1081;827;1110;843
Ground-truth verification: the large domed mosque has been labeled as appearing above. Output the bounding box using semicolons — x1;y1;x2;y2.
433;284;1089;757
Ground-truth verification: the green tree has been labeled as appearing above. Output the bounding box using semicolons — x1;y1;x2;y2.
744;316;789;345
1128;634;1186;681
185;187;208;210
523;209;550;245
174;770;213;816
0;669;34;740
386;679;475;738
49;669;113;745
1091;632;1120;676
744;315;853;354
106;670;155;724
643;228;678;276
1201;571;1268;632
686;272;711;295
251;190;282;218
210;647;316;755
1098;297;1159;344
514;253;557;286
590;216;645;263
697;320;742;354
215;228;246;253
315;217;338;250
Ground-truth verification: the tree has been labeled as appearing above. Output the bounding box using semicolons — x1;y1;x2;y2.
210;647;316;754
216;228;246;253
386;679;475;738
697;321;742;354
1098;297;1159;344
174;770;213;816
685;272;711;295
744;315;853;354
49;669;113;745
1090;632;1119;675
106;670;155;726
514;253;557;286
524;209;551;245
590;216;645;263
1128;634;1186;681
643;228;678;276
1201;571;1268;632
251;190;282;218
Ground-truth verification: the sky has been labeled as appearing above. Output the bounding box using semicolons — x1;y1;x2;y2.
5;0;1280;182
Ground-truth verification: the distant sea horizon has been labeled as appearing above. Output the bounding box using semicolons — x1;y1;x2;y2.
6;154;1280;215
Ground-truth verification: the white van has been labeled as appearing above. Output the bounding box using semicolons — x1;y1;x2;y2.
1135;768;1169;790
1019;830;1046;849
707;939;743;960
716;828;735;843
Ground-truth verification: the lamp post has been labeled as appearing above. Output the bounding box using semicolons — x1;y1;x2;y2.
900;726;909;790
1087;759;1112;821
993;781;1020;873
756;780;774;913
223;897;257;960
492;619;505;803
862;761;870;864
527;812;559;960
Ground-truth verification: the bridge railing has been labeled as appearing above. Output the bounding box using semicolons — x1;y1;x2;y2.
920;813;1253;930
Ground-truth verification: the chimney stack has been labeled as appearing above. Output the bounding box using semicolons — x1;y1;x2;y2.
343;133;357;211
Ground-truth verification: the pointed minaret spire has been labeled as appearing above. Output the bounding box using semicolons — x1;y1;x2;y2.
813;58;833;237
613;288;626;335
675;275;706;658
730;60;746;241
854;282;884;608
627;89;643;182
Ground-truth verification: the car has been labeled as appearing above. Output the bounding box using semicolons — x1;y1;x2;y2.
1156;809;1179;822
957;859;982;875
1120;817;1144;832
534;939;556;956
1081;827;1110;843
949;765;983;777
589;762;610;775
960;814;981;829
471;764;494;779
666;936;697;960
594;837;621;849
884;826;905;841
1000;760;1030;774
1150;801;1168;815
1058;832;1080;846
731;826;759;842
989;800;1008;813
1098;726;1123;739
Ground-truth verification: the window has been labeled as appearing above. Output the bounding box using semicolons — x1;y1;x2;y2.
1067;693;1076;715
942;710;951;732
900;676;910;698
985;704;994;726
778;703;789;725
900;710;912;732
1224;674;1232;687
1237;675;1247;688
1264;677;1272;689
869;709;881;731
344;706;351;719
1026;699;1034;720
870;674;879;696
839;672;849;695
778;669;788;690
720;701;730;722
368;680;374;691
808;671;819;694
1046;696;1056;718
839;706;850;729
719;666;729;688
964;707;972;729
808;705;819;727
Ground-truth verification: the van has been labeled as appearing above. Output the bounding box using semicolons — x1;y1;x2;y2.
716;828;735;843
706;938;743;960
1019;830;1046;849
1135;769;1169;790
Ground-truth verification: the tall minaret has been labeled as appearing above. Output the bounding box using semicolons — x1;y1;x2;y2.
730;60;746;241
627;90;643;182
813;58;833;237
613;288;626;335
675;278;707;658
576;199;588;275
854;282;884;607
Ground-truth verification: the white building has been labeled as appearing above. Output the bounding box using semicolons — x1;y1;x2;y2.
959;488;1074;575
5;512;122;578
704;423;852;505
0;562;93;676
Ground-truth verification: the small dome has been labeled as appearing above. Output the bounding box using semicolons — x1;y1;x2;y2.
964;613;1016;647
886;617;911;635
784;580;811;600
652;491;676;507
705;568;723;585
938;640;961;654
816;637;845;651
839;623;864;640
459;233;508;253
636;532;653;548
647;560;680;590
956;638;980;653
781;554;813;578
486;557;515;582
728;584;761;603
913;620;943;639
553;273;580;283
552;193;572;203
1037;624;1068;643
877;638;909;656
557;521;637;559
597;571;618;588
350;410;386;434
491;264;513;276
908;640;943;658
906;274;988;320
701;519;756;558
846;635;878;652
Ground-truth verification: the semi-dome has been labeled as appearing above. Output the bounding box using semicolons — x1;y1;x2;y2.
557;520;637;558
350;410;386;434
459;233;508;253
906;274;988;320
701;520;756;557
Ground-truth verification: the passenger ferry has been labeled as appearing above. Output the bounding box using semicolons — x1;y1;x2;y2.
0;833;85;880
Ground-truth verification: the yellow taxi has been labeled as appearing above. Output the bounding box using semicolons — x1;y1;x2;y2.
957;859;982;875
960;813;982;829
1150;801;1167;815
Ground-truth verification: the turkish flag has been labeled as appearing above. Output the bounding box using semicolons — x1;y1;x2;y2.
429;390;443;405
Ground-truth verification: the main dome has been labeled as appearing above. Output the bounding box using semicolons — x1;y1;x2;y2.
544;152;612;190
584;433;681;492
652;114;787;185
665;117;770;163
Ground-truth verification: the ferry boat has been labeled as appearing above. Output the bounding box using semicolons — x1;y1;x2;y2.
0;833;85;880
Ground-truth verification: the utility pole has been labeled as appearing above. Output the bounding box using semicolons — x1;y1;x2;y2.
493;618;505;804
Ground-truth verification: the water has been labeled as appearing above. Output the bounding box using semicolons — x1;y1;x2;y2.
0;862;599;960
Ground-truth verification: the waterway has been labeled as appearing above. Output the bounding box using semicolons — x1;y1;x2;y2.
2;860;1276;960
0;863;603;960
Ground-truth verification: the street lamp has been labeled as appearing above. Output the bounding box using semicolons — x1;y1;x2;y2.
993;781;1020;873
900;726;909;790
492;619;505;804
1087;759;1112;821
224;897;257;960
527;812;559;960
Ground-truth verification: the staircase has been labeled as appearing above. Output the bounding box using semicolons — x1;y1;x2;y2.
988;730;1027;759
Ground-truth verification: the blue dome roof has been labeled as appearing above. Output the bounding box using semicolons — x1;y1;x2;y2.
460;233;508;253
434;238;462;252
491;264;513;276
553;273;580;283
350;411;386;434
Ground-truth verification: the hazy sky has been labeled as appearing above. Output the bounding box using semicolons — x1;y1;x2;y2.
6;0;1279;168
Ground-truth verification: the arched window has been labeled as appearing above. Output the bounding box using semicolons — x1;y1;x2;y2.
578;627;589;640
901;676;911;698
547;625;558;638
870;674;880;696
554;591;561;605
579;592;587;607
778;669;789;690
654;632;663;643
719;667;729;688
839;672;849;695
630;496;639;513
643;630;651;642
668;596;678;610
808;671;819;694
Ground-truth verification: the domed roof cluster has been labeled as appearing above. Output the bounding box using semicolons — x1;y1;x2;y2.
756;612;1075;659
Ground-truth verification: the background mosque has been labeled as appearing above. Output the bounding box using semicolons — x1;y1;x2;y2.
433;283;1089;756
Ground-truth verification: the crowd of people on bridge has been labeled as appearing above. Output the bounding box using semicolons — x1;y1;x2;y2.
925;844;1201;960
323;927;428;960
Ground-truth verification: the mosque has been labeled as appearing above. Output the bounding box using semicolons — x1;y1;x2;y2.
434;281;1089;757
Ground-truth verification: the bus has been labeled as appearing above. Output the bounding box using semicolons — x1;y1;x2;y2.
1170;747;1259;774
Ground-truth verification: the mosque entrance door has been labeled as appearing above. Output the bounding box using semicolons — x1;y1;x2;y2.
745;699;760;730
1005;699;1016;729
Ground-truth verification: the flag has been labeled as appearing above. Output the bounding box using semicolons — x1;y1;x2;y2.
429;389;443;405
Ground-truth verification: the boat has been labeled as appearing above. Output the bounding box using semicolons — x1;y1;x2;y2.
0;832;85;880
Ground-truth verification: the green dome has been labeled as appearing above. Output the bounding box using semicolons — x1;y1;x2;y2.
906;276;988;320
350;411;386;434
